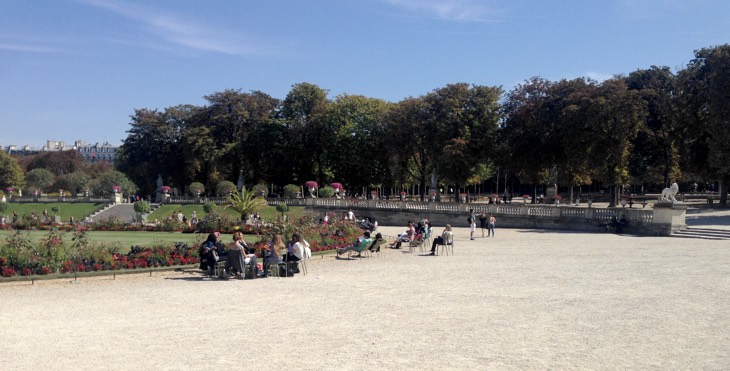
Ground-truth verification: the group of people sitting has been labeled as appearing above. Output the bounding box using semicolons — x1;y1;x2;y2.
386;219;453;256
198;230;310;278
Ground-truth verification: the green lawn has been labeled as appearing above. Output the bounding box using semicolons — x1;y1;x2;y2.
0;202;106;222
0;230;211;252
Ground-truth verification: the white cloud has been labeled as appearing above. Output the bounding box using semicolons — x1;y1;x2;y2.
76;0;259;56
381;0;498;21
0;35;67;53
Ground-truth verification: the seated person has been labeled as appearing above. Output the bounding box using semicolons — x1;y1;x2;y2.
227;231;258;278
337;231;373;256
389;222;415;249
199;232;222;274
261;234;285;278
367;233;385;253
428;224;453;255
282;233;304;273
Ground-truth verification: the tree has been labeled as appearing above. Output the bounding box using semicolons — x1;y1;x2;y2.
678;44;730;206
87;170;138;196
116;108;184;195
386;97;430;199
585;78;646;206
0;151;25;191
55;171;91;195
280;82;329;184
25;168;55;193
624;66;681;190
426;83;502;201
23;150;86;176
500;77;554;196
323;95;392;193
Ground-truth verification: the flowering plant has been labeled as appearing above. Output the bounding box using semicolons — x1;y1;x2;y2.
305;181;318;189
331;182;343;190
160;185;171;193
5;187;14;193
553;194;562;200
522;194;530;198
112;185;121;193
400;191;407;195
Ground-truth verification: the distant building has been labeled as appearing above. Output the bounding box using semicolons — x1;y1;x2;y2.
73;140;118;163
3;139;119;163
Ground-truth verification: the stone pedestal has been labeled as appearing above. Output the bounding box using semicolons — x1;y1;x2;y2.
113;192;123;204
652;202;687;235
546;186;558;203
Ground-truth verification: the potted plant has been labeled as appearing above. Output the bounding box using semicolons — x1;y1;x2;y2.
331;182;343;198
133;200;150;223
305;181;318;198
553;194;562;205
111;185;121;193
189;182;205;197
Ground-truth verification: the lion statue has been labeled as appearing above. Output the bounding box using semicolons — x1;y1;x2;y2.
660;182;679;202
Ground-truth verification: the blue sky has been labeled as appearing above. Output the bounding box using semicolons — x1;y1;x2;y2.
1;0;728;148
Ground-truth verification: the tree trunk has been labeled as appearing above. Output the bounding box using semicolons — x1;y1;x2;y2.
720;178;728;207
608;185;617;208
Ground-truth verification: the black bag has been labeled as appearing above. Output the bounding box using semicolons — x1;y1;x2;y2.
244;264;257;279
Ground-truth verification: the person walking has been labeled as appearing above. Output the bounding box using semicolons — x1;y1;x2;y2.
469;209;476;240
479;211;488;238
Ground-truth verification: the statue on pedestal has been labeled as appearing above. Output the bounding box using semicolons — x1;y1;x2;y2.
659;182;680;203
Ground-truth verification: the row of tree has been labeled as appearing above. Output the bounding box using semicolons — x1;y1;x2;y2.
0;150;137;197
2;45;728;206
113;44;730;206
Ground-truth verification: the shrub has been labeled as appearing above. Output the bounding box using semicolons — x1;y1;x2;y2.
203;202;217;214
134;200;150;213
283;184;300;198
216;181;237;197
189;182;205;196
319;186;336;198
276;203;289;217
252;183;268;197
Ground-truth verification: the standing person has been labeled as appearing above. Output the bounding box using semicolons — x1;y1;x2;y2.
479;211;488;238
428;224;453;255
469;209;477;240
347;209;354;221
487;213;496;237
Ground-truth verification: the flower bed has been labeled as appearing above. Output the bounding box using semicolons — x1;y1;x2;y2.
0;213;361;278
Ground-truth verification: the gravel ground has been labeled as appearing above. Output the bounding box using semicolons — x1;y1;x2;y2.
2;220;730;370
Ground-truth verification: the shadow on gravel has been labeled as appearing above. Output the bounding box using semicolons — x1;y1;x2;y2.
686;215;730;227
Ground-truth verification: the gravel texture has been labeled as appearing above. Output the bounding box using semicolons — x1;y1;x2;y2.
2;221;730;370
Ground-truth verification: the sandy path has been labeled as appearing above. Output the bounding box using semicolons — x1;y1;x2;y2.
2;225;729;370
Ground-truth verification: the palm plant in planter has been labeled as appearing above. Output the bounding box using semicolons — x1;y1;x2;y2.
227;187;268;223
